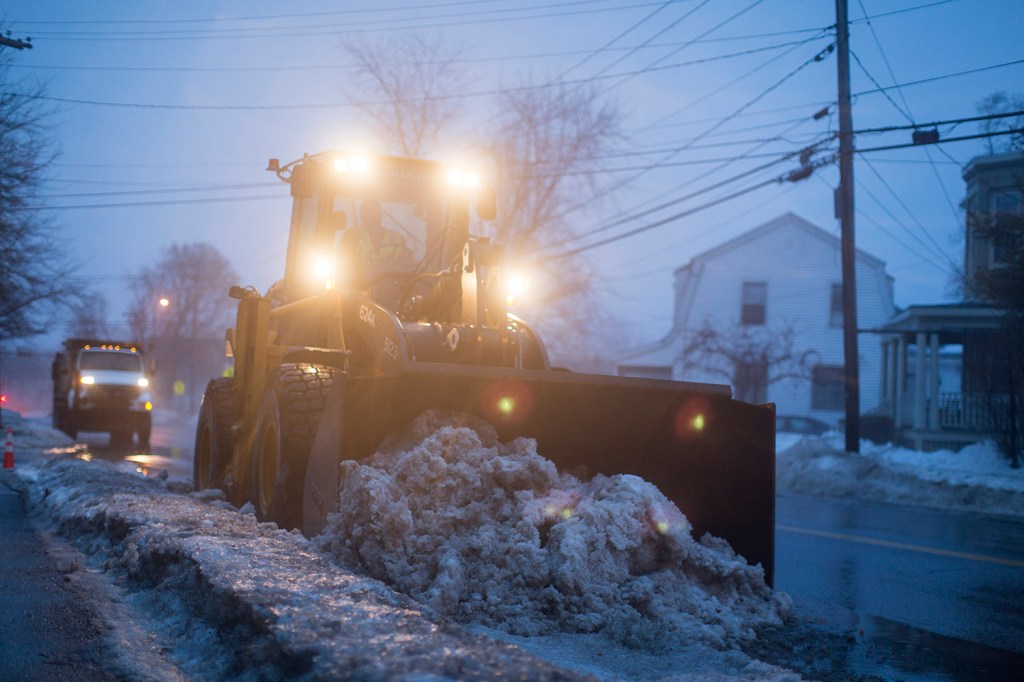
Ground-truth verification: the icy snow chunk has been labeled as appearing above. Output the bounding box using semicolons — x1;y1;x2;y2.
316;411;786;651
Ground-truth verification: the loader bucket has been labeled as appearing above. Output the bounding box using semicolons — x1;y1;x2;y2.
304;364;776;585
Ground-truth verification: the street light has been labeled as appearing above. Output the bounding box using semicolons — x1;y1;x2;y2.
158;297;170;308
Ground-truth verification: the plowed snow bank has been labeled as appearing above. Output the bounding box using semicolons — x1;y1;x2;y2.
316;411;789;651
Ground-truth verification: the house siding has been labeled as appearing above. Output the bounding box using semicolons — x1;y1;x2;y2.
617;213;895;424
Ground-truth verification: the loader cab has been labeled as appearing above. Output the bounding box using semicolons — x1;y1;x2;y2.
276;152;495;305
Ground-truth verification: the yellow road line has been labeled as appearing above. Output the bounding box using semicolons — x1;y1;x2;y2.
777;524;1024;568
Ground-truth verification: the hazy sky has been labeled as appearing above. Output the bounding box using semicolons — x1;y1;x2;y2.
4;0;1023;350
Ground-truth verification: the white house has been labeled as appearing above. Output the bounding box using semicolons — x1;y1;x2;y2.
616;213;896;424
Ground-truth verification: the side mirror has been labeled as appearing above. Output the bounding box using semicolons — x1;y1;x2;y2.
476;187;496;221
289;163;313;199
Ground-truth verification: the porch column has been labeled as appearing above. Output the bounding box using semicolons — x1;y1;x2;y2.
894;336;905;427
929;333;940;428
914;333;927;429
880;340;889;401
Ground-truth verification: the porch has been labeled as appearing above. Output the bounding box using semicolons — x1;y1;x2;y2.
875;303;1007;451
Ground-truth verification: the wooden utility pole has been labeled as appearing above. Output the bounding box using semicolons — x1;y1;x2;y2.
836;0;860;452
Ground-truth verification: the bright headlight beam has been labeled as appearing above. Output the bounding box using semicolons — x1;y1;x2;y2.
80;375;95;385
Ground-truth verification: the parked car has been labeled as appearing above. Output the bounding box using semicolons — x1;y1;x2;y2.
776;415;830;435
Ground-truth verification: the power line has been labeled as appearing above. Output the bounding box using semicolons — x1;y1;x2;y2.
542;134;832;249
14;1;687;42
2;42;831;111
10;0;512;25
854;109;1024;135
34;182;277;200
859;157;960;273
5;37;830;74
856;127;1024;153
538;173;795;264
558;0;682;79
848;6;963;251
853;58;1024;99
12;194;286;212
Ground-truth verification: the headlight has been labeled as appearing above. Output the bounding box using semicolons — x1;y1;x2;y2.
80;375;95;385
312;255;336;290
446;166;482;188
137;377;149;388
505;272;530;306
333;154;371;175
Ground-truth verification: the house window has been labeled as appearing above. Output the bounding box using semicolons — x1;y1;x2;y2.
991;190;1022;216
741;282;766;326
991;190;1022;264
811;365;845;411
829;284;843;328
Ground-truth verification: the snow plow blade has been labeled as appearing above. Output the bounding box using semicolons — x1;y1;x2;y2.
304;365;776;585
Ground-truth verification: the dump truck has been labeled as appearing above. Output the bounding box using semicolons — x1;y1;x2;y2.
52;338;153;447
193;152;776;584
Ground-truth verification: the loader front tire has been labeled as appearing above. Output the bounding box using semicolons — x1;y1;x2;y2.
250;363;338;529
194;378;236;496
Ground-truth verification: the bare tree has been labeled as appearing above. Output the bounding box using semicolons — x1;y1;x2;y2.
337;32;627;370
0;46;79;341
680;320;819;404
340;31;472;157
66;293;111;339
968;196;1024;467
486;79;625;369
977;91;1024;154
126;243;239;410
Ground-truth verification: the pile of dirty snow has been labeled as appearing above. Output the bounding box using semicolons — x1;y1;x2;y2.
316;411;789;652
15;456;584;680
777;434;1024;519
1;408;74;449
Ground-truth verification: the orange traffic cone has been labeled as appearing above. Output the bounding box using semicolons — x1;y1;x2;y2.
3;428;13;469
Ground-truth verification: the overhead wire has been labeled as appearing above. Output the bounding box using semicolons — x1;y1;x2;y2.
13;1;689;42
566;41;835;226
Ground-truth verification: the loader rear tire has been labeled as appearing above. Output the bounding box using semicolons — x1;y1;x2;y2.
194;378;236;496
250;363;338;529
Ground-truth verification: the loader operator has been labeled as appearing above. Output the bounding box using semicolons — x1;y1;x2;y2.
339;199;414;302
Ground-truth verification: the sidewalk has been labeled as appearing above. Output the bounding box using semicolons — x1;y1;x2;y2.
0;474;118;681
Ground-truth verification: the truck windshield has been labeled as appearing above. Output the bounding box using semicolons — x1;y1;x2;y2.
79;351;143;372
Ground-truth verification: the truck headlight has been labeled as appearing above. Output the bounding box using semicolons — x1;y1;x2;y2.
80;375;95;385
137;377;149;388
505;272;529;306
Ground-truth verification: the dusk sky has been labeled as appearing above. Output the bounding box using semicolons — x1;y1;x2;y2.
4;0;1023;352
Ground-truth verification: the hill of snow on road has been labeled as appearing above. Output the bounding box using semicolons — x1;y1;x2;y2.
17;456;588;680
316;410;790;652
777;434;1024;519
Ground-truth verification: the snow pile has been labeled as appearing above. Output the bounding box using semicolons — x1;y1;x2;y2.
19;456;585;680
777;435;1024;518
316;411;788;652
0;408;74;449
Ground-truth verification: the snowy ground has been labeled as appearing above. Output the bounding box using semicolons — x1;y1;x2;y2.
776;431;1024;520
2;409;799;681
4;405;1022;680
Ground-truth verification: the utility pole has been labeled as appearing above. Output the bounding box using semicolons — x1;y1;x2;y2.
836;0;860;453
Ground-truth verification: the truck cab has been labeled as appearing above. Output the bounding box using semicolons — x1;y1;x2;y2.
52;339;153;448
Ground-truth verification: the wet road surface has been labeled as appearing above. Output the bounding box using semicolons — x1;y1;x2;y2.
776;493;1024;679
72;410;196;482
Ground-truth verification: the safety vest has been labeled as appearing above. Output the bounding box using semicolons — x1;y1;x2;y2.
345;226;405;267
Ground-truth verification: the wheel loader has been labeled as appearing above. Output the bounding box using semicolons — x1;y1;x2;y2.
193;151;777;584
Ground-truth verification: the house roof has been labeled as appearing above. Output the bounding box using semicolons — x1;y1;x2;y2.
673;212;888;275
874;302;1006;335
